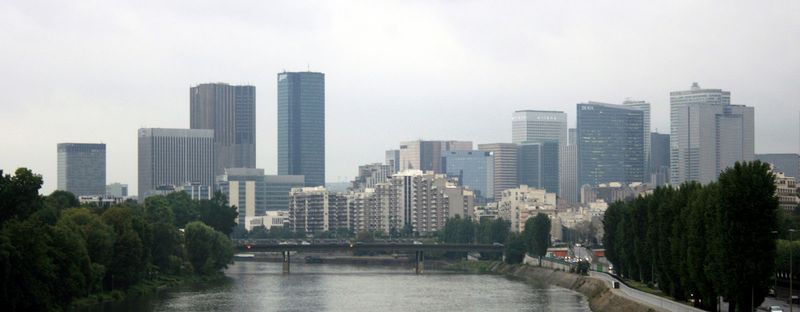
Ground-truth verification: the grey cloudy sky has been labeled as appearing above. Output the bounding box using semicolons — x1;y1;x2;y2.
1;0;799;195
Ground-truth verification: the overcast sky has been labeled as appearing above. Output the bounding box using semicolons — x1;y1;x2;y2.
1;0;799;195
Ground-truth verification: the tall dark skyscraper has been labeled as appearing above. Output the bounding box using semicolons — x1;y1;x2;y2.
650;132;670;185
577;102;645;187
57;143;106;196
190;83;256;176
278;72;325;187
517;141;559;194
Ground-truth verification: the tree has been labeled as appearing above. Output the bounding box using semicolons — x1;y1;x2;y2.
102;207;149;289
58;208;115;270
0;168;43;224
504;233;526;264
524;213;551;258
165;191;197;228
185;221;233;275
713;161;778;311
45;190;79;211
196;192;238;236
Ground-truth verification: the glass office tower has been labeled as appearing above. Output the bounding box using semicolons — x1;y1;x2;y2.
278;72;325;187
577;102;645;187
57;143;106;196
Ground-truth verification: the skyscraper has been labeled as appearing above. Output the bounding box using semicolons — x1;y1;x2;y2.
650;132;670;185
278;72;325;187
478;143;519;200
511;110;566;197
138;128;215;201
622;100;651;171
443;150;494;201
385;149;400;173
512;110;568;145
577;102;645;187
190;83;256;175
57;143;106;196
398;140;472;173
517;142;559;194
216;168;267;225
669;83;754;184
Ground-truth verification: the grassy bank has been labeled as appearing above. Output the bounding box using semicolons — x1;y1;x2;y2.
70;272;227;309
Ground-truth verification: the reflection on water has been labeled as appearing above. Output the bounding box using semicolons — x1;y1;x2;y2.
88;262;590;312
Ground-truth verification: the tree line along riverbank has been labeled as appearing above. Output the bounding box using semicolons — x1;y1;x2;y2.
0;168;238;311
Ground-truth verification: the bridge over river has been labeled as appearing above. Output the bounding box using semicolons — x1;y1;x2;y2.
234;240;505;274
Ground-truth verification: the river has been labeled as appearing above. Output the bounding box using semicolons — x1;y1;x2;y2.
91;261;590;311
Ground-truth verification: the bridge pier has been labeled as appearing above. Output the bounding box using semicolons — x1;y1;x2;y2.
415;251;424;274
282;250;291;274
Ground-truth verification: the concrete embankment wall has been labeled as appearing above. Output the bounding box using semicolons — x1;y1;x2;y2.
489;262;659;312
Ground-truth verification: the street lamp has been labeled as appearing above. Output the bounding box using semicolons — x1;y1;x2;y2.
791;229;796;312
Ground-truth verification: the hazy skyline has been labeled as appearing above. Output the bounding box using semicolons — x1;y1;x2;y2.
1;0;799;195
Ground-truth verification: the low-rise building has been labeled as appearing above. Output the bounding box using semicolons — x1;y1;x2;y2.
498;185;557;233
245;210;290;231
580;182;653;205
774;168;799;212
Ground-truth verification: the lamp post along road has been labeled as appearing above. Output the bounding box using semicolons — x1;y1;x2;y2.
791;229;795;312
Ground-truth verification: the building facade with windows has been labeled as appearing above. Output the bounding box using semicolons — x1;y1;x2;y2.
577;102;646;187
137;128;215;201
57;143;106;196
278;72;326;187
670;83;754;184
190;83;256;176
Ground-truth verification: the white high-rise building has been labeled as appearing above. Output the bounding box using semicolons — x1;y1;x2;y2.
512;110;568;145
137;128;215;201
669;83;754;184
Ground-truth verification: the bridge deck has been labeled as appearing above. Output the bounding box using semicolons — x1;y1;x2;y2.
236;242;504;253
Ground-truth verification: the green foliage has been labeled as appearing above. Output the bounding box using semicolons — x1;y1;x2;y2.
197;192;238;235
0;168;239;309
165;192;197;228
504;233;526;264
45;190;80;211
440;215;476;244
602;161;778;311
0;168;44;224
184;221;233;275
523;213;551;257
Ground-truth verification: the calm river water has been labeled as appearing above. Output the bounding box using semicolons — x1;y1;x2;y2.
92;261;590;312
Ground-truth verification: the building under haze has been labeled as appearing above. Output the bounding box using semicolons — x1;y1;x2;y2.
190;83;256;176
512;110;568;145
622;100;651;171
57;143;106;196
385;149;400;173
478;143;519;200
351;163;392;191
577;102;646;187
137;128;215;201
398;140;472;173
106;182;128;197
670;83;754;184
512;110;566;197
560;129;579;203
757;153;800;179
650;132;670;185
517;142;559;195
278;72;326;187
443;150;494;201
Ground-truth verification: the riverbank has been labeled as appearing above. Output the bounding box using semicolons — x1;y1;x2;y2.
446;261;661;312
71;272;228;311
